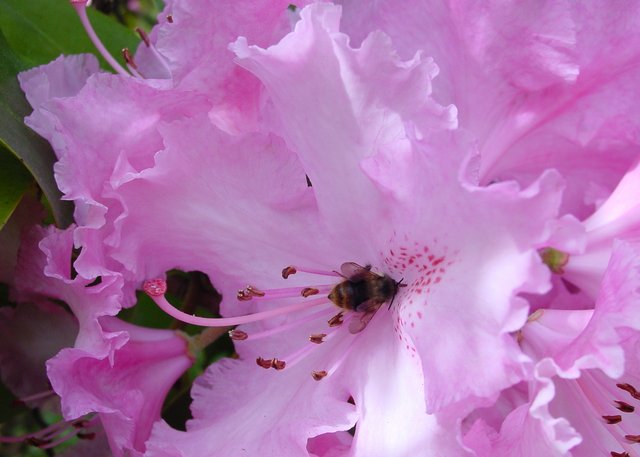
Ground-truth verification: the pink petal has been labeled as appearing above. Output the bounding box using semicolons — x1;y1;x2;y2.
471;240;640;456
18;54;99;109
145;356;356;457
145;302;473;457
564;161;640;298
307;432;352;457
10;225;188;455
48;317;192;457
464;392;580;457
106;114;346;314
371;140;565;411
135;0;309;133
342;313;473;456
13;226;125;355
20;67;210;297
231;3;456;252
554;239;640;378
229;1;566;412
467;335;640;457
338;1;640;218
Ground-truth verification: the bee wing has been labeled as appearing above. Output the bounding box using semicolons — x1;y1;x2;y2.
340;262;377;281
348;310;376;334
355;298;382;313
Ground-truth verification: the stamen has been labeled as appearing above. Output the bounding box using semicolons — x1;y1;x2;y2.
282;266;297;278
328;312;344;327
69;1;130;76
282;265;342;279
13;389;55;405
0;419;66;443
133;26;173;79
614;401;635;413
121;48;144;78
166;14;174;23
236;285;267;301
617;383;640;400
255;357;286;370
603;415;623;424
0;414;97;448
302;288;320;297
237;290;251;301
136;27;150;47
325;336;357;376
39;428;78;450
279;342;317;367
71;419;90;429
526;309;544;323
26;437;51;447
122;48;137;69
309;333;327;344
231;307;333;342
256;357;273;369
574;374;640;456
539;247;570;274
229;330;248;340
144;279;328;327
260;330;338;372
312;370;328;381
315;313;377;380
39;416;99;450
238;284;332;301
245;285;265;297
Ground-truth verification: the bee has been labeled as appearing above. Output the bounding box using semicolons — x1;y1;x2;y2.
328;262;403;333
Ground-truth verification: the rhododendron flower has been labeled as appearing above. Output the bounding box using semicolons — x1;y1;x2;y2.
465;237;640;456
13;0;640;456
133;4;561;454
8;225;195;456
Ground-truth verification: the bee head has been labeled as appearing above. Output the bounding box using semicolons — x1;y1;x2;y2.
388;277;406;309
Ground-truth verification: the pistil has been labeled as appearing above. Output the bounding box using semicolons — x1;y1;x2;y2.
69;1;130;76
144;279;330;327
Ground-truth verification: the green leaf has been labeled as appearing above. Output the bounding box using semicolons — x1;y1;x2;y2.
0;0;138;70
0;144;33;229
0;31;73;227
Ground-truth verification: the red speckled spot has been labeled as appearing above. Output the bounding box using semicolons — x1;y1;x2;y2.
384;236;459;345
